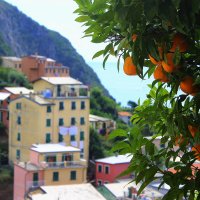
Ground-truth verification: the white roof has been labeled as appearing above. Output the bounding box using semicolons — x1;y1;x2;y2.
31;183;106;200
24;94;53;105
2;56;21;61
89;114;112;122
0;92;10;100
31;143;80;153
104;180;163;199
41;77;83;85
46;58;56;62
4;87;33;95
95;154;132;164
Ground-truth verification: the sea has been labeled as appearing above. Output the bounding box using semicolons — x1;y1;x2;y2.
87;61;153;107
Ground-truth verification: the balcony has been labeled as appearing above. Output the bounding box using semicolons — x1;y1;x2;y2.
26;180;45;191
40;160;87;169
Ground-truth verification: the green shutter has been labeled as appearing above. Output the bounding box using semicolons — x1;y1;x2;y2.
16;149;20;159
46;133;51;143
58;134;63;142
71;118;75;125
71;102;76;110
80;117;85;125
17;116;21;125
17;133;21;141
46;119;51;127
81;101;85;109
70;171;76;180
70;135;76;141
80;131;84;141
59;118;64;126
59;102;64;110
53;172;59;181
47;106;51;113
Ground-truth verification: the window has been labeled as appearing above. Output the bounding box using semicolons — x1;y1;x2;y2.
98;164;102;173
81;101;85;109
59;102;64;110
58;134;63;142
71;102;76;110
16;103;21;110
17;116;21;125
70;135;76;141
59;118;64;126
16;149;20;160
97;180;102;186
53;172;59;181
46;119;51;127
80;131;84;141
71;117;76;125
70;171;76;180
47;105;51;113
7;112;9;120
160;143;165;148
80;117;85;125
105;166;110;174
57;85;61;97
17;133;21;141
46;133;51;143
80;149;84;159
104;181;109;184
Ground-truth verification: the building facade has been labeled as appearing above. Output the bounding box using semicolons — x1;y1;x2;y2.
9;77;90;163
0;87;32;129
13;144;87;200
95;154;132;186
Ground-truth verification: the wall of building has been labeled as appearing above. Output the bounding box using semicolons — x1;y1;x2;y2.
96;162;130;185
13;164;27;200
44;167;86;185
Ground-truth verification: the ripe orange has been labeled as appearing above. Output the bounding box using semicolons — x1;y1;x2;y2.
180;76;199;95
153;63;169;82
192;145;200;160
149;55;158;65
188;125;198;137
170;33;188;52
123;56;137;75
158;46;164;60
162;53;175;73
132;34;137;42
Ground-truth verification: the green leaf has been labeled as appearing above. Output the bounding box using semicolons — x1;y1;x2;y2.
92;50;104;59
108;129;127;140
75;16;90;22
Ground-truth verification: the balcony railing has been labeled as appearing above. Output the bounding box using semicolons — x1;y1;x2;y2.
26;180;45;191
40;160;87;169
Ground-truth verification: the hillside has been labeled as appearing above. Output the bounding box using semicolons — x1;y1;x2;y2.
0;0;109;95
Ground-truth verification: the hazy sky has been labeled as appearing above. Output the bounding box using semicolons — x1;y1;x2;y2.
4;0;153;106
5;0;105;61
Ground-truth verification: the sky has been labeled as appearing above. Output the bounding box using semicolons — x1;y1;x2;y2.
4;0;152;106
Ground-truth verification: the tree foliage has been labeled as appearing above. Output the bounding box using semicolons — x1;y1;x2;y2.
0;66;31;88
75;0;200;199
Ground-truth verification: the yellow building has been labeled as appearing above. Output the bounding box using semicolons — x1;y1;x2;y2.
13;144;88;200
9;77;90;164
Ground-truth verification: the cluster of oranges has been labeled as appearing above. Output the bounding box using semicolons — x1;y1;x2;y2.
123;33;199;96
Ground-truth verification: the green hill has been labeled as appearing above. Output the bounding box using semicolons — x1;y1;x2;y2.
0;0;109;95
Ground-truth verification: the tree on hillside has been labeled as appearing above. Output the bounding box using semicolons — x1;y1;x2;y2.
90;87;118;119
75;0;200;199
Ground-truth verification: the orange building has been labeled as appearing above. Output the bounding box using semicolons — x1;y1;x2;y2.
21;55;69;81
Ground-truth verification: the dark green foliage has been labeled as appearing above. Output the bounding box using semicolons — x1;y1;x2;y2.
0;0;108;95
89;127;112;160
0;66;31;88
90;87;118;120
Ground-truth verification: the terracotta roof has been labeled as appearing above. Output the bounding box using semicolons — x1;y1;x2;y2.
118;111;132;117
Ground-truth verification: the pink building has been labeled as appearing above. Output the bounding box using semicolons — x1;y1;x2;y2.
95;154;132;186
13;143;87;200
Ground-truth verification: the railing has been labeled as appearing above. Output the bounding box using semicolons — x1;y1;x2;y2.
0;105;8;111
26;180;45;191
40;160;87;169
